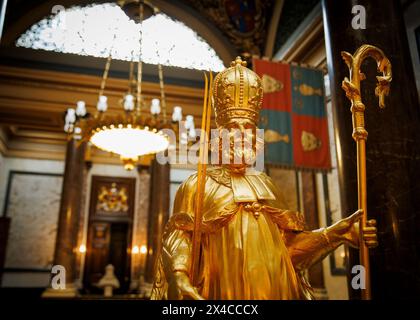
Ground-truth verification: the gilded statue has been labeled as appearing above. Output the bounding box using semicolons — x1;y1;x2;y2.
151;57;377;300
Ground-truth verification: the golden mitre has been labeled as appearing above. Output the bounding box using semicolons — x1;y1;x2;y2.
213;56;263;127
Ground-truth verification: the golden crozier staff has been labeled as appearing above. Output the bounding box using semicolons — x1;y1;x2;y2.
341;44;392;300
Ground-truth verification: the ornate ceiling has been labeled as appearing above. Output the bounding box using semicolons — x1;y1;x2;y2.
181;0;275;56
2;0;319;60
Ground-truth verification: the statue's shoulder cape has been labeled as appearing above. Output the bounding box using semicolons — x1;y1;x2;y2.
168;166;305;233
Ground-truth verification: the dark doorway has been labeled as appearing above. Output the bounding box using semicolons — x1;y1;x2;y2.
83;176;135;295
109;223;129;292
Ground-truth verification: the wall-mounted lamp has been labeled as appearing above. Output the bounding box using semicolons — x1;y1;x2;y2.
78;244;86;253
132;245;140;254
140;245;147;255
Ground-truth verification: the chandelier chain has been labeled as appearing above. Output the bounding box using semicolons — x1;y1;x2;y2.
156;47;167;122
136;3;144;115
128;55;135;94
98;33;117;99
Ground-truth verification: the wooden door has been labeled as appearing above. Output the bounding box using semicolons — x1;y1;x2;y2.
84;222;111;290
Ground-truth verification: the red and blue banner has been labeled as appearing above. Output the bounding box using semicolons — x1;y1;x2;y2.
253;58;331;171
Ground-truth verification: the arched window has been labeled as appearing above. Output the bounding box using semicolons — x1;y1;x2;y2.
16;3;225;71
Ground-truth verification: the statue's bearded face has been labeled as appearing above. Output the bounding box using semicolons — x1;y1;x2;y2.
213;119;263;170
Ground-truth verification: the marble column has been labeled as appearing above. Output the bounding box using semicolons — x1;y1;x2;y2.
323;0;420;299
132;165;150;293
144;159;170;284
43;138;86;297
74;160;91;288
301;171;328;299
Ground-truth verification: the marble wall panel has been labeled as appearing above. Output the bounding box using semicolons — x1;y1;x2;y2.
4;172;62;270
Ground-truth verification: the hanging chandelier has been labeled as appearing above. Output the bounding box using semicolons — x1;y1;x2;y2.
63;0;197;170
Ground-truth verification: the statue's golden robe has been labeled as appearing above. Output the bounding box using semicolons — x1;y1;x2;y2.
151;166;314;300
150;56;374;299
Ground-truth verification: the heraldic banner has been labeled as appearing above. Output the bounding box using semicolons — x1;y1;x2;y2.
253;58;331;171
